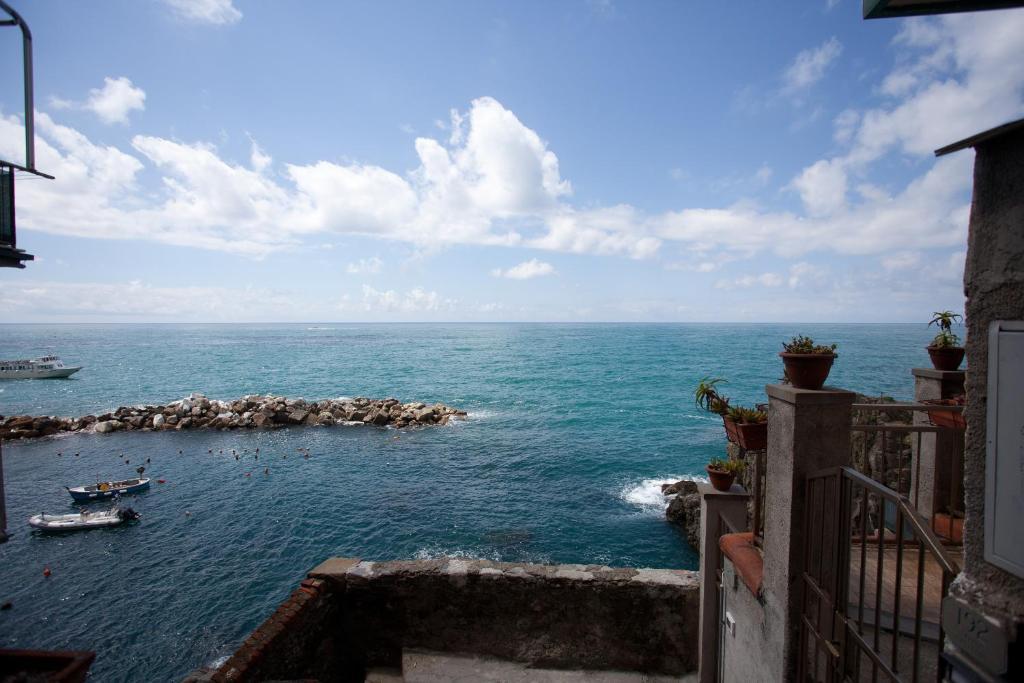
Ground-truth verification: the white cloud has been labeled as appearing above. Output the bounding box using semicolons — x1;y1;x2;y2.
163;0;242;25
50;77;146;125
715;272;783;290
9;6;1021;273
791;158;848;216
491;259;556;280
881;251;922;272
359;285;454;313
788;262;829;289
783;37;843;93
249;138;272;173
346;257;383;274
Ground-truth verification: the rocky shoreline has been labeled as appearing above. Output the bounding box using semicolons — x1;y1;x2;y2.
0;393;467;441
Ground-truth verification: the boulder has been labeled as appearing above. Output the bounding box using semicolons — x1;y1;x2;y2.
94;420;121;434
664;480;701;549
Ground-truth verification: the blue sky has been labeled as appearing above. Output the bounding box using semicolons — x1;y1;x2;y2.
1;0;1022;322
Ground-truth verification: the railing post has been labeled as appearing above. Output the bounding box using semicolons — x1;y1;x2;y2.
697;482;748;683
763;383;856;681
910;368;965;521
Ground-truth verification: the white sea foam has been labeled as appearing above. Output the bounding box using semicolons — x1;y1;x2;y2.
620;474;709;513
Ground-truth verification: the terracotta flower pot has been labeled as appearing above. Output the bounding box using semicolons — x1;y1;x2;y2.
779;352;836;390
927;346;965;371
722;416;767;451
706;466;736;492
923;397;966;430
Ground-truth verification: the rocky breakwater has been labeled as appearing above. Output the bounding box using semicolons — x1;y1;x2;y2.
0;393;468;441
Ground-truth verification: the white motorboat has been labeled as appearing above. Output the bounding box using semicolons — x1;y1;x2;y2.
28;507;140;532
0;355;82;379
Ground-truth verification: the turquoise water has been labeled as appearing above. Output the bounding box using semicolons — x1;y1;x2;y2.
0;323;938;681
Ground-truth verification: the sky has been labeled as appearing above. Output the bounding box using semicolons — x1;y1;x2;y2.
1;0;1022;323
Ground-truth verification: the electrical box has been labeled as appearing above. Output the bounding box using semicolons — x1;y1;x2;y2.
985;321;1024;579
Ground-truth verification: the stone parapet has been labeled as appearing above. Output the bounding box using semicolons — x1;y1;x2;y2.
193;558;701;682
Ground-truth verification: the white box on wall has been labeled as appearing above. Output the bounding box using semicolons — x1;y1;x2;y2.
985;320;1024;579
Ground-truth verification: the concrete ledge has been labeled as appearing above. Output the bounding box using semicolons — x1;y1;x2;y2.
766;383;857;405
911;367;966;380
695;481;748;499
208;558;701;681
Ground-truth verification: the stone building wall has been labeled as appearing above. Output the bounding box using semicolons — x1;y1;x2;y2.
955;127;1024;624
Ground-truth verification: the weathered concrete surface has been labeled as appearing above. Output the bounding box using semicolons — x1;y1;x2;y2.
696;483;748;683
953;126;1024;625
204;558;701;682
715;384;854;683
396;650;697;682
911;368;966;520
331;558;700;677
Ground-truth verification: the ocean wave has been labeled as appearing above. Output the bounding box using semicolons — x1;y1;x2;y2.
620;474;708;512
412;546;505;562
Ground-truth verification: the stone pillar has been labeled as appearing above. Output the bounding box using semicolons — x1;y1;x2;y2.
762;383;855;682
911;368;965;520
697;482;748;683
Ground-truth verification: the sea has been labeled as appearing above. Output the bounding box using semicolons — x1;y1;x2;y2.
0;323;937;681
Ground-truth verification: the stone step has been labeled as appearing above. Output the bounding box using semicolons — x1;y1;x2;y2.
394;650;695;683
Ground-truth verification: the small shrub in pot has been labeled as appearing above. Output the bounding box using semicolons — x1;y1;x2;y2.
779;336;837;390
706;457;745;492
926;311;965;371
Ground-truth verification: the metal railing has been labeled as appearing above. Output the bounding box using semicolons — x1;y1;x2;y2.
743;446;767;547
851;403;965;539
798;466;960;682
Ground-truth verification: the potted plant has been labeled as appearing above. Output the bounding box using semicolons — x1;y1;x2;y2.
927;311;965;371
706;457;745;492
780;336;837;390
923;394;966;430
695;378;767;450
723;405;768;451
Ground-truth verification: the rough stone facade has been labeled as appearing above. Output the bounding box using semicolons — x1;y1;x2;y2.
190;557;701;681
953;126;1024;625
0;393;466;441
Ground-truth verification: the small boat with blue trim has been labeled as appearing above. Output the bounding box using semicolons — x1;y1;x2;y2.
29;507;140;532
67;477;150;502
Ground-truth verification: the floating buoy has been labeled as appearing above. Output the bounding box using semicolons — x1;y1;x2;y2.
157;479;166;484
43;567;51;578
178;450;183;454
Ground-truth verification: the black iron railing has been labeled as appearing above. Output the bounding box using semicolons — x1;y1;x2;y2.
798;466;960;682
851;402;965;540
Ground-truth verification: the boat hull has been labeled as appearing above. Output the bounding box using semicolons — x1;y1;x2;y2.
0;366;81;379
29;512;128;532
68;479;150;502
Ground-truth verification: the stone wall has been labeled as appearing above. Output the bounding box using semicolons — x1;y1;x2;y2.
193;557;701;681
955;127;1024;624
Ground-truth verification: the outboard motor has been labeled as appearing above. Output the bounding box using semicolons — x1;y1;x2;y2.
118;507;140;521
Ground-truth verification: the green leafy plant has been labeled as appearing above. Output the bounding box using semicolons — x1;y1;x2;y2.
694;377;730;415
726;405;767;424
928;310;963;348
782;335;837;355
707;457;745;475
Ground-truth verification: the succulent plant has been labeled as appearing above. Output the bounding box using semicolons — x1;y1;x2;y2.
782;335;837;355
928;311;963;347
707;457;745;475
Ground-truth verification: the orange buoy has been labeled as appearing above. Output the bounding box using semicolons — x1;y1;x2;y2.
43;566;52;578
157;479;166;484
